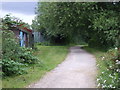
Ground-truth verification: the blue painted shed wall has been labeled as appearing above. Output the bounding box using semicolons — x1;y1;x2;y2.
19;31;25;47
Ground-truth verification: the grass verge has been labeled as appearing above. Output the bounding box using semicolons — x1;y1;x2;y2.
83;46;119;88
2;45;69;88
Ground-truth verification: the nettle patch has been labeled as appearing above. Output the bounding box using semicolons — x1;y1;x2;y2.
97;48;120;88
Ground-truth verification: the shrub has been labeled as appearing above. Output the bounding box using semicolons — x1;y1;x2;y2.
2;30;21;62
2;30;39;76
19;47;38;64
1;59;25;76
97;48;120;88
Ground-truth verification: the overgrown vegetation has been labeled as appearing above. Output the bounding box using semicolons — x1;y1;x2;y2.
2;2;120;88
1;13;69;88
32;2;120;48
32;2;120;88
97;48;120;88
1;15;39;76
1;30;39;76
2;14;30;29
2;45;69;88
84;47;120;88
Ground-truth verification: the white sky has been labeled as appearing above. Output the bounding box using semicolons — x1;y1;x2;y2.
1;0;39;2
0;1;38;25
1;10;36;25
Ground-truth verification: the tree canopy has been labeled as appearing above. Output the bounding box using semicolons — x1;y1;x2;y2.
32;2;120;48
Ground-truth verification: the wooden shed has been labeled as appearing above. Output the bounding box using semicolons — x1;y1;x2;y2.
9;24;34;48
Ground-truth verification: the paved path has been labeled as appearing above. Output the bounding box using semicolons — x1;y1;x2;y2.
28;46;97;88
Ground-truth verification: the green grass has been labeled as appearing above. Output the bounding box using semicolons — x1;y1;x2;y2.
0;31;2;54
83;46;119;88
83;46;107;87
83;46;106;75
0;31;2;89
2;45;69;88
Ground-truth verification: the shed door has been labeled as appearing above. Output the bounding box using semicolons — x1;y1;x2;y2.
20;31;25;47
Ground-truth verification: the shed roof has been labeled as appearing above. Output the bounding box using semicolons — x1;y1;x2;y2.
17;24;32;33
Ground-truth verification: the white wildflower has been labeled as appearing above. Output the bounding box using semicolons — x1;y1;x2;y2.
116;61;120;65
97;83;100;87
109;74;112;78
111;76;113;78
104;80;106;83
104;85;107;88
116;69;120;72
97;79;100;81
102;85;105;88
113;86;115;88
109;74;113;78
102;72;104;74
115;47;118;50
102;57;105;60
109;85;112;88
109;65;112;68
116;60;119;62
97;64;99;66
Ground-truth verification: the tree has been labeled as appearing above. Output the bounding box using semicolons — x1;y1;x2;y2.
33;2;120;48
2;14;31;30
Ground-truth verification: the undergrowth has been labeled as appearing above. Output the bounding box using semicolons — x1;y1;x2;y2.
1;30;39;76
84;46;120;88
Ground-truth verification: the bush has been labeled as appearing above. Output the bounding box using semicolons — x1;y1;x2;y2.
19;48;38;64
2;30;21;62
1;59;25;76
97;48;120;88
2;30;39;76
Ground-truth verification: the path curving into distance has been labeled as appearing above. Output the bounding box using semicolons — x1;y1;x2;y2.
28;46;97;88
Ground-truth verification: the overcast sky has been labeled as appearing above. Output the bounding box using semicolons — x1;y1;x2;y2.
1;2;38;25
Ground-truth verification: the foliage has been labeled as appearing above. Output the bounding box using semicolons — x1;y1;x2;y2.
2;14;31;29
84;46;120;88
2;45;69;88
1;30;24;76
1;14;39;77
32;2;94;44
1;59;25;76
36;41;51;46
1;30;39;76
19;47;38;64
0;30;2;59
33;2;120;48
89;10;120;48
96;48;120;88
